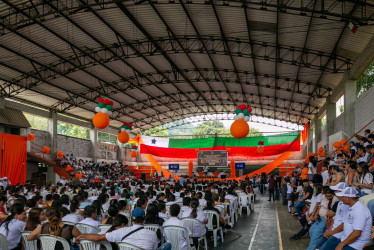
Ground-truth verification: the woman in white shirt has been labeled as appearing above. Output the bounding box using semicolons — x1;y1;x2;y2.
0;204;27;250
62;199;84;223
182;198;207;248
354;162;373;195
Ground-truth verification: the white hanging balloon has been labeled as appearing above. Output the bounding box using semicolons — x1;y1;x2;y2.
238;113;244;119
95;107;101;113
126;129;130;133
101;108;108;114
234;115;239;120
244;116;250;122
121;128;126;132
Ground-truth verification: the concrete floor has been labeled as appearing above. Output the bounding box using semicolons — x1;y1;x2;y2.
210;195;310;250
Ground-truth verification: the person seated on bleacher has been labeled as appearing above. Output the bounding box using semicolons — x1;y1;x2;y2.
79;205;100;233
77;207;159;250
319;187;372;250
163;204;191;250
293;179;313;218
307;187;339;250
354;163;373;195
28;207;81;249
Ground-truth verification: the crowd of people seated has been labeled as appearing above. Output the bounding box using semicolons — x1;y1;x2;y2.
0;158;255;250
283;129;374;250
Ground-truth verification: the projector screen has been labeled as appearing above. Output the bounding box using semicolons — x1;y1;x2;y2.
197;150;228;167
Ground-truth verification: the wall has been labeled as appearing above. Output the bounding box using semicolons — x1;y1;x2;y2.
57;135;92;158
355;86;374;133
334;113;345;134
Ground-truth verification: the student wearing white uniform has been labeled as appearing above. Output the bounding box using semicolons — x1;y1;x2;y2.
181;199;207;248
0;205;26;250
79;205;100;233
286;178;294;213
317;183;350;249
354;163;373;194
76;208;160;250
321;187;372;250
163;204;191;250
321;164;329;185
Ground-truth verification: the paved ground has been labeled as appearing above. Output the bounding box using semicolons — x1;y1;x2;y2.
210;194;309;250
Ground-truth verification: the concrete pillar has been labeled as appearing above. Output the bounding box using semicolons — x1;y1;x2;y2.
90;127;98;162
47;112;58;183
26;127;31;152
314;115;321;153
326;96;336;145
306;122;313;154
344;72;357;136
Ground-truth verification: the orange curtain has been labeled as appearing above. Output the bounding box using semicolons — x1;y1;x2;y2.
1;134;27;185
230;160;236;178
188;160;193;177
301;123;308;143
144;154;180;181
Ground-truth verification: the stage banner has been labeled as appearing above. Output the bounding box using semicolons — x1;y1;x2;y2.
140;132;300;158
197;150;228;167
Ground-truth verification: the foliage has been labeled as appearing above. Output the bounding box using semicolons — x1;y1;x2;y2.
339;104;344;114
143;126;169;137
98;132;117;144
193;121;230;136
357;60;374;97
24;113;48;131
248;127;263;137
57;121;90;140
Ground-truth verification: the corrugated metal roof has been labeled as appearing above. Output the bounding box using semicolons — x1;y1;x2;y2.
0;107;30;128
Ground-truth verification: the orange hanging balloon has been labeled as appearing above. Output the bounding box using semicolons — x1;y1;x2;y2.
340;139;347;145
305;157;310;164
92;112;110;129
118;131;129;143
333;141;341;149
343;145;350;152
230;119;249;139
257;147;264;154
307;152;314;157
318;147;324;152
130;151;137;158
320;152;326;157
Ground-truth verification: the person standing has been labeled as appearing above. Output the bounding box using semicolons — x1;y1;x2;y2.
268;175;276;201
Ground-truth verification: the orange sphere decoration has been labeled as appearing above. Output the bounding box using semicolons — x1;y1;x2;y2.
257;147;264;154
320;152;326;157
118;131;129;143
333;141;341;149
305;157;310;164
230;119;249;139
307;152;314;157
318;147;324;152
92;112;110;129
130;151;137;158
340;139;347;145
343;145;350;152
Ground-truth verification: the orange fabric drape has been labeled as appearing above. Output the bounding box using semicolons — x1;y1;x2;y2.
301;123;308;143
188;160;193;177
230;160;236;178
145;154;180;181
1;134;27;185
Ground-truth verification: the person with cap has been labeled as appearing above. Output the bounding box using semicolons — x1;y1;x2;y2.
320;187;372;250
76;207;159;250
316;182;350;249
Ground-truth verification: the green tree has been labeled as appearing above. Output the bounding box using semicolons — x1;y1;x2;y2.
357;60;374;97
24;113;48;131
57;121;90;139
248;127;263;137
193;121;230;136
143;126;169;137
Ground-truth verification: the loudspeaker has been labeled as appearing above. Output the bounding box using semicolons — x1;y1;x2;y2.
221;174;226;179
141;173;146;181
261;172;266;178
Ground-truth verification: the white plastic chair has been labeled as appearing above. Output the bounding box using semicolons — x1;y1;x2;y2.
144;224;164;243
182;218;208;250
239;195;250;216
38;234;70;250
62;221;76;226
229;199;239;222
0;233;7;249
203;210;224;247
76;223;99;234
21;231;38;250
99;224;112;232
163;225;196;250
117;242;144;250
223;202;235;226
79;239;113;250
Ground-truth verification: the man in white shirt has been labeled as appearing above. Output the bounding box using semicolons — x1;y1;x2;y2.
163;204;191;250
79;205;100;233
76;207;159;250
320;187;372;250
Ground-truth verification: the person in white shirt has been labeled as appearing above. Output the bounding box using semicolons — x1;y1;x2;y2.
79;205;100;233
321;187;372;250
62;199;84;223
158;203;170;220
181;199;207;248
163;204;191;250
316;183;350;249
0;205;27;250
354;163;373;194
321;164;329;185
76;208;159;250
180;197;192;218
